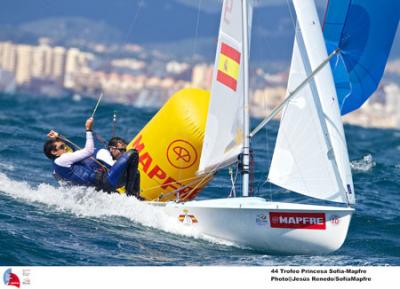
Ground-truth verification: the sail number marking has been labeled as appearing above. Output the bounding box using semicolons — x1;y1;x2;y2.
223;0;233;24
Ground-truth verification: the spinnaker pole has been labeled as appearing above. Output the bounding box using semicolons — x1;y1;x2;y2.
250;48;340;138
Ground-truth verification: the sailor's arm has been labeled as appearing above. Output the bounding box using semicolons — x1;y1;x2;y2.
47;130;76;152
55;118;95;167
47;130;59;139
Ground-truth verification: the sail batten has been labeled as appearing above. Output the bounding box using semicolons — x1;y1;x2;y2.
268;0;354;204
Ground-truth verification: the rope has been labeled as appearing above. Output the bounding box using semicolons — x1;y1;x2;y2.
180;169;215;202
178;160;232;202
228;163;239;198
228;166;236;198
148;159;234;202
149;169;215;202
141;173;210;194
94;132;108;147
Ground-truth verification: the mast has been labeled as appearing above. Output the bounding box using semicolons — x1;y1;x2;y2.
241;0;250;197
198;0;254;179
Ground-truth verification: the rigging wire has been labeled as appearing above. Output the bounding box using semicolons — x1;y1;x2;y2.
257;81;273;201
179;160;233;202
267;122;273;201
112;111;117;137
191;0;203;60
250;1;286;200
151;159;236;203
249;148;255;196
286;0;298;33
94;131;108;147
153;0;206;203
91;1;144;147
228;167;236;198
150;168;215;202
228;163;239;198
124;0;145;44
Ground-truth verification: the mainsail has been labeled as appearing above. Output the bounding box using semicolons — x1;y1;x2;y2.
323;0;400;115
268;0;354;204
198;0;253;174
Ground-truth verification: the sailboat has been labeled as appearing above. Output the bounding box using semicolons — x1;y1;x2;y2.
149;0;399;254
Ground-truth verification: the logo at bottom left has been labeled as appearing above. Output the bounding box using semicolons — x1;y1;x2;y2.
3;268;20;288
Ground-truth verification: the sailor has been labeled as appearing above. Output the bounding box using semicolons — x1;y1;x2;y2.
43;117;141;198
96;137;129;167
96;137;141;198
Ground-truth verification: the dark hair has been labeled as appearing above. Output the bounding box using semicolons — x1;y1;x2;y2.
108;136;127;148
43;139;58;160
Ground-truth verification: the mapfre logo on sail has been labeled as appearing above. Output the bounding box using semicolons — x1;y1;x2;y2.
269;212;326;230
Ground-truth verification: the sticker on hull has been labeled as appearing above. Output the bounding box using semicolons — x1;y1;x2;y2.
178;209;198;225
256;213;269;226
269;212;326;230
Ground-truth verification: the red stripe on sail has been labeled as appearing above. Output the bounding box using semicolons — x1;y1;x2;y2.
217;70;237;91
220;43;241;64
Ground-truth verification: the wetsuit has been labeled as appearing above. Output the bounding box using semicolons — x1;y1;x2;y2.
53;131;140;197
94;150;140;197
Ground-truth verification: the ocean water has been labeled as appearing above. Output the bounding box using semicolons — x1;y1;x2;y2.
0;92;399;266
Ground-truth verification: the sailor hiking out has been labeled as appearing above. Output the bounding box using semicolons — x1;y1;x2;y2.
43;117;141;198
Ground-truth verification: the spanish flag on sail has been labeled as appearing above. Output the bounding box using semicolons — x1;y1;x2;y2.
217;42;241;91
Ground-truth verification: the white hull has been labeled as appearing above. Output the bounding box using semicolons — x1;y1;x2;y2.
149;197;353;255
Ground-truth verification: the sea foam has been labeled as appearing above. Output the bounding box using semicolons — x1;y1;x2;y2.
350;154;376;172
0;172;237;248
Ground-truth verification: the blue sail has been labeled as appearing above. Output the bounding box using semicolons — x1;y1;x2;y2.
323;0;399;115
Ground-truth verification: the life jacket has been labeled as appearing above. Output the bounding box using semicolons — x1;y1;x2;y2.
93;148;113;170
52;148;103;186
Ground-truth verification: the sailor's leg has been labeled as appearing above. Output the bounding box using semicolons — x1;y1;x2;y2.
125;150;140;197
133;172;141;196
107;149;140;197
106;152;131;188
94;170;114;193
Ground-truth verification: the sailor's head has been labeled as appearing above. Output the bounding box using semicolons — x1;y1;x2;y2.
108;137;127;160
43;139;68;160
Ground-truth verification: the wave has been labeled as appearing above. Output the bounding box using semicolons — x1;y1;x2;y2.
0;161;15;172
350;154;376;172
0;173;238;248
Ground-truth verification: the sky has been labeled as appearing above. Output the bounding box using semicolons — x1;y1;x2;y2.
174;0;288;13
0;0;398;62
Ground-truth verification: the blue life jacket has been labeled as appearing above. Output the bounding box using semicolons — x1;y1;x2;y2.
53;148;103;186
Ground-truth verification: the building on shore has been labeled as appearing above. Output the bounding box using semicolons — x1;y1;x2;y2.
1;40;400;129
